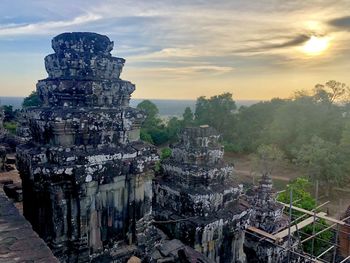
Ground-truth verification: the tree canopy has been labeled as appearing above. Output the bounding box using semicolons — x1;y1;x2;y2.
136;81;350;188
22;91;41;108
195;93;236;138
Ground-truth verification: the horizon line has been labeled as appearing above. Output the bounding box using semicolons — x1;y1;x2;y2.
0;95;267;101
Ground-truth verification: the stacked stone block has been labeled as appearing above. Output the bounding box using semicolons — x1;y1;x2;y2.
16;32;158;262
153;125;251;262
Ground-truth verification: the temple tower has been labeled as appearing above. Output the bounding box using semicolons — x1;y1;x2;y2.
153;125;251;263
16;32;158;262
244;173;292;263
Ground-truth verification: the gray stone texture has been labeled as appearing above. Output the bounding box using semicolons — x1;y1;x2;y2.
16;32;159;262
153;126;251;263
244;174;299;263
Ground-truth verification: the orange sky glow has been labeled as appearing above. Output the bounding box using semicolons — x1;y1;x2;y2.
1;1;350;100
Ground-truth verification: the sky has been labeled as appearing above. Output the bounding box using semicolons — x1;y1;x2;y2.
0;0;350;100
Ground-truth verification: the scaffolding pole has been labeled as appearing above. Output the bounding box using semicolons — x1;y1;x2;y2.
311;180;319;258
301;222;337;244
288;188;293;262
248;180;350;263
317;245;335;259
291;201;331;226
332;224;340;263
278;202;345;225
339;255;350;263
245;230;326;263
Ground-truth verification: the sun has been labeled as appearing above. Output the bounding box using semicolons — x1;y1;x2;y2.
302;36;330;56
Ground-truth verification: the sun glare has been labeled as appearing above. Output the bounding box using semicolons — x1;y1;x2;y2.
302;36;330;56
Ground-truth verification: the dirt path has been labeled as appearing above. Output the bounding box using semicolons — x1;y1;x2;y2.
225;152;301;190
235;169;290;182
225;152;350;218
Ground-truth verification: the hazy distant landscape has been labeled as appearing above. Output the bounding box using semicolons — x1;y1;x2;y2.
0;96;259;116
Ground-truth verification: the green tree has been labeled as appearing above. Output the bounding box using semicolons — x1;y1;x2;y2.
340;120;350;147
182;107;194;127
313;80;349;104
148;127;169;145
268;94;343;157
2;105;16;122
22;91;42;108
137;100;166;145
278;177;315;210
338;120;350;182
140;129;154;144
167;117;182;142
3;122;17;134
234;99;285;152
160;147;172;160
137;100;161;128
252;144;284;176
194;92;236;139
295;136;344;192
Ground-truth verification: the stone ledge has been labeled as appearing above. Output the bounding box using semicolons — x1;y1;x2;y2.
0;187;59;263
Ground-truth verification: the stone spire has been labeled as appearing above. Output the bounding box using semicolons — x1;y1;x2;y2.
16;32;158;262
153;126;251;262
245;173;291;262
248;173;287;233
38;32;132;108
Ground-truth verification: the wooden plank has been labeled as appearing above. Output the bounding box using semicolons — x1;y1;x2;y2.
246;226;278;241
278;202;345;225
274;212;327;239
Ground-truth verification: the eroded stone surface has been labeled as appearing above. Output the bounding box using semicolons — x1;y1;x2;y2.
153;126;251;262
244;174;300;263
16;32;159;262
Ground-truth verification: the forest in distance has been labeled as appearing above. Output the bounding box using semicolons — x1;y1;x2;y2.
136;80;350;192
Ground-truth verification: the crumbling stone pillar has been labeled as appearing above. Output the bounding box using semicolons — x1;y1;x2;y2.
16;32;158;262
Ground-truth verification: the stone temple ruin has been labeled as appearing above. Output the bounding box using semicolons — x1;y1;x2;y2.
153;126;251;262
16;32;158;262
9;32;334;263
245;174;292;262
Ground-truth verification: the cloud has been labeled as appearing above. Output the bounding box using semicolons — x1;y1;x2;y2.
328;16;350;30
1;0;350;98
128;65;234;79
233;34;310;54
0;13;101;36
128;48;202;61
